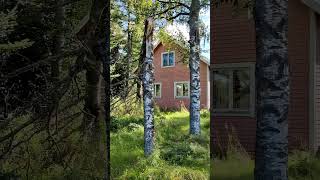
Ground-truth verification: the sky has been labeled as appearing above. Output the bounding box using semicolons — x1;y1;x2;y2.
200;9;210;60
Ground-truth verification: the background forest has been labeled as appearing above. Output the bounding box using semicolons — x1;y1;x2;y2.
1;0;108;178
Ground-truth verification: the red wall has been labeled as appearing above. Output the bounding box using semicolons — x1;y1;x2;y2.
154;43;209;110
210;0;310;155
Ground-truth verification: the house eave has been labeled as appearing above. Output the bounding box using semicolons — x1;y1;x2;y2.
153;42;210;66
302;0;320;14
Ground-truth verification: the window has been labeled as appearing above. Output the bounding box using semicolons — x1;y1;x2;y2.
174;82;189;98
154;83;161;98
212;63;255;116
162;51;175;67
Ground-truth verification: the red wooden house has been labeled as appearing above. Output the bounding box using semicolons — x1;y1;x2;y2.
153;42;210;110
210;0;320;155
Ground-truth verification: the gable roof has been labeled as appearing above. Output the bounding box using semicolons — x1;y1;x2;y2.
153;42;210;66
302;0;320;14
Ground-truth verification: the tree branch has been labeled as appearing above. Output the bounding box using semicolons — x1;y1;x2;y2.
157;0;190;9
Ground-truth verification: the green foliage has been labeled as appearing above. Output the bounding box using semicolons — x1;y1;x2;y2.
0;6;34;53
157;28;189;63
111;97;144;117
111;116;144;132
0;39;34;53
289;151;320;180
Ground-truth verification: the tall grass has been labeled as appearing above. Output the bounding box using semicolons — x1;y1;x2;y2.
111;109;210;179
210;130;320;180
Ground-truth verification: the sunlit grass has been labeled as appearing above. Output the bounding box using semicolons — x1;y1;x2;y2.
111;109;210;179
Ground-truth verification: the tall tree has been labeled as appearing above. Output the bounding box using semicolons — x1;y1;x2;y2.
254;0;289;179
142;16;155;156
188;0;201;135
51;0;65;81
157;0;209;135
103;0;111;178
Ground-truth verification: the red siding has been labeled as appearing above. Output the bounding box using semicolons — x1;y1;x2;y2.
154;43;209;110
210;0;310;155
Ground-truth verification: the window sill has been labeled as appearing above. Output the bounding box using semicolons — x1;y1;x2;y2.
211;110;255;118
175;96;189;99
161;65;175;68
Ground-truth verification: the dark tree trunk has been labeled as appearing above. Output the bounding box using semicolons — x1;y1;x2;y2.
75;1;110;178
83;61;102;132
254;0;289;179
102;1;111;178
125;4;132;100
51;0;65;81
189;0;201;135
76;0;105;136
142;17;155;156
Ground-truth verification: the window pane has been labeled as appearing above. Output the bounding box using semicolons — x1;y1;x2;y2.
163;53;168;66
169;52;174;66
154;84;160;97
233;68;250;109
213;70;230;109
176;83;183;97
183;83;189;96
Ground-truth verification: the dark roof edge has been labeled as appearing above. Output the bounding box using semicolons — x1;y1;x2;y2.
302;0;320;14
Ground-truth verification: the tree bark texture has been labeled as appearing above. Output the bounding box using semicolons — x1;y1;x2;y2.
143;17;155;156
125;4;132;100
189;0;201;135
51;0;65;81
102;1;111;178
76;0;105;135
254;1;289;180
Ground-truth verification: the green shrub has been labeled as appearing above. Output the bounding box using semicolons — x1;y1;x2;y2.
111;116;144;132
289;151;320;180
200;109;210;119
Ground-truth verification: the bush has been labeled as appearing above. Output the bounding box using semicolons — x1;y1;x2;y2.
289;151;320;180
111;116;144;132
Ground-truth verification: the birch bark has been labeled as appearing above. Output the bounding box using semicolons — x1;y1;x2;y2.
189;0;201;135
143;17;155;156
254;0;289;179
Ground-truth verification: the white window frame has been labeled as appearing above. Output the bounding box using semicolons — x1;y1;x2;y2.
161;51;175;68
154;83;162;98
174;81;190;98
211;62;255;117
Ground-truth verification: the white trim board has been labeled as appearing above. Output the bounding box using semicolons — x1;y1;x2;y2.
207;66;210;109
309;10;318;153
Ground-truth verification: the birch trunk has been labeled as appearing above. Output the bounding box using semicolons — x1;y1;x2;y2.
143;17;155;156
254;0;289;179
189;0;201;135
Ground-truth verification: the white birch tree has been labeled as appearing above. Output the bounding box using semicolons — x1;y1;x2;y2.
142;15;155;157
254;0;289;179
